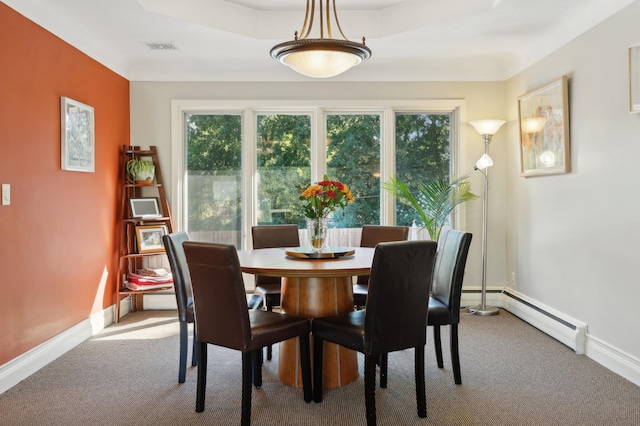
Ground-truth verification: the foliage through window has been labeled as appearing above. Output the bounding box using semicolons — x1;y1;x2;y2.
177;103;456;248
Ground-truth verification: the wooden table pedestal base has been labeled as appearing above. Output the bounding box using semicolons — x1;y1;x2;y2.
277;275;358;388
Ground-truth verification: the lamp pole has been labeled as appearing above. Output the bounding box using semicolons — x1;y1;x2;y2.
468;119;505;316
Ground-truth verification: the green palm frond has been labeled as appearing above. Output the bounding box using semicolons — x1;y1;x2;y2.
383;175;477;242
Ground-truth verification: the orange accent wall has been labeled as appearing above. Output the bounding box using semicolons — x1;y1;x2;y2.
0;4;129;365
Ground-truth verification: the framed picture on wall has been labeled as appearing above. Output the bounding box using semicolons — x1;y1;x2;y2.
629;42;640;114
61;97;95;172
517;76;571;177
135;224;168;253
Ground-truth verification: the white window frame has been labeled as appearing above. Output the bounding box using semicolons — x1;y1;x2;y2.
171;99;467;248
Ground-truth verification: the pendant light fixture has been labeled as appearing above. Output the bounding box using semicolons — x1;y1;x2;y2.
270;0;371;78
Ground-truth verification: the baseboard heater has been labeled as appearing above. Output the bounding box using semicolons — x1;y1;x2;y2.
461;287;586;354
500;288;587;354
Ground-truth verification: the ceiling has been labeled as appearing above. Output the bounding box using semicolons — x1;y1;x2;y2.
3;0;636;82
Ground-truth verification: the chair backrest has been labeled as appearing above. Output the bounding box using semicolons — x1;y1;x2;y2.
430;229;473;324
252;225;300;285
364;240;437;354
357;225;409;284
162;231;193;323
182;241;252;351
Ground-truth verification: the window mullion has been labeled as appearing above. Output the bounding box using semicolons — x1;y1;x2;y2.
312;108;325;182
242;108;255;249
380;108;395;226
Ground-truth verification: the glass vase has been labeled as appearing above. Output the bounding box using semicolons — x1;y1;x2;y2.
306;217;328;252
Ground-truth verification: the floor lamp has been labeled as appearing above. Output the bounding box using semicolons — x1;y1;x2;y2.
468;119;505;316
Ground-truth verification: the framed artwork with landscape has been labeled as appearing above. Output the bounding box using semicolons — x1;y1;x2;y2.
518;76;571;177
135;224;168;253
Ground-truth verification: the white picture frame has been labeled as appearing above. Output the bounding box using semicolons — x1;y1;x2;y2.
129;197;162;218
61;97;95;172
629;42;640;114
518;76;571;177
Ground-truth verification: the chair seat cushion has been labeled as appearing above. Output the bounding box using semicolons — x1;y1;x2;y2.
248;310;310;351
255;282;282;307
353;284;368;306
353;284;368;296
427;297;452;326
312;310;366;352
246;294;263;310
255;282;281;295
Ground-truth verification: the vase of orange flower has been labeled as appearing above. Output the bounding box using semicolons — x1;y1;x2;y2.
299;176;354;252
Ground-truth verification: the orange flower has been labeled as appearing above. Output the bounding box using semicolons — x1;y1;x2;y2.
298;175;354;219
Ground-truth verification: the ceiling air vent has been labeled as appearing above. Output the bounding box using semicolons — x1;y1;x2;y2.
145;42;178;50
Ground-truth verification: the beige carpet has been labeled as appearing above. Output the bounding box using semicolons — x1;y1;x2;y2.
1;309;639;425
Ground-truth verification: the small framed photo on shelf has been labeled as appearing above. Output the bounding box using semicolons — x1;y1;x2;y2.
518;76;571;177
135;224;168;253
61;97;95;172
629;42;640;114
129;197;161;218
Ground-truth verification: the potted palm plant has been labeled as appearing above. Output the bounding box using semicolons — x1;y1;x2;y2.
126;159;155;185
383;175;477;242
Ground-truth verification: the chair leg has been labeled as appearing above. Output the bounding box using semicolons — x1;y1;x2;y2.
364;354;377;426
252;349;262;388
191;325;198;367
312;336;324;403
415;345;427;418
450;323;462;384
195;342;207;413
433;325;444;368
241;352;253;426
266;305;273;360
379;353;388;388
298;335;312;403
179;321;188;383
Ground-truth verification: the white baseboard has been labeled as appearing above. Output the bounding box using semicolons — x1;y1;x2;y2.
463;286;640;387
0;306;114;395
460;286;503;310
585;334;640;387
3;289;640;394
501;288;587;354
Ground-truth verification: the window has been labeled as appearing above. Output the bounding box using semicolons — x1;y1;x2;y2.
184;113;243;246
256;113;311;226
326;114;381;227
395;113;451;227
172;100;463;248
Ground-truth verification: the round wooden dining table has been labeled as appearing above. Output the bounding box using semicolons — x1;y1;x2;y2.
236;246;375;388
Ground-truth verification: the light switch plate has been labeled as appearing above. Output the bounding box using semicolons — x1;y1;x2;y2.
2;184;10;205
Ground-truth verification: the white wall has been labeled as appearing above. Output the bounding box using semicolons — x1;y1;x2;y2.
505;1;640;361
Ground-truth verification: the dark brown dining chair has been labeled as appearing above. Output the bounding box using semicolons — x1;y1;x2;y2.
251;224;300;360
427;228;472;384
162;232;197;384
183;241;312;426
163;232;263;384
353;225;409;308
312;240;437;426
377;229;472;387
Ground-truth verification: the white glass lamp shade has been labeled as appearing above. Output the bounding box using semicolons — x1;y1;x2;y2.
522;117;548;134
469;119;506;136
475;153;494;170
539;150;556;166
281;49;361;79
